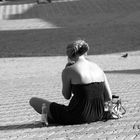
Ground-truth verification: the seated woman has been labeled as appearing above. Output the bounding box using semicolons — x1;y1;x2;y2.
29;39;112;125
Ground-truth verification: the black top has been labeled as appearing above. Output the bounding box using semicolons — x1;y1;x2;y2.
48;82;107;125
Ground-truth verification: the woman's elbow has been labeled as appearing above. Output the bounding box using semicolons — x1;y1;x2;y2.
62;92;70;100
65;96;70;100
64;94;71;100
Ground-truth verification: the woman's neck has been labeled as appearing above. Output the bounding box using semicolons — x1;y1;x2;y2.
69;55;87;63
78;55;86;61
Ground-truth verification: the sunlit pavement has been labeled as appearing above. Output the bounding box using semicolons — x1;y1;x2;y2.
0;53;140;139
0;0;140;139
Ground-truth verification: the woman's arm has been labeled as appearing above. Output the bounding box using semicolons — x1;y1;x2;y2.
104;73;112;101
61;68;72;100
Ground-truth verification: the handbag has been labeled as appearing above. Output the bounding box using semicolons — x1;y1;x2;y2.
104;95;126;120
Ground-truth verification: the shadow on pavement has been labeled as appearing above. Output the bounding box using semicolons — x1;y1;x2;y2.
0;25;140;58
0;0;36;5
105;69;140;74
0;122;46;130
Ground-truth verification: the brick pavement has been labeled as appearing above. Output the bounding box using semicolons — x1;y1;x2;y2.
0;53;140;140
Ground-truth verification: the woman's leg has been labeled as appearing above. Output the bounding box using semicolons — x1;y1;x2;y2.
29;97;52;119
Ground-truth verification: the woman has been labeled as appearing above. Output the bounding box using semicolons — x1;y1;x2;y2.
29;39;112;125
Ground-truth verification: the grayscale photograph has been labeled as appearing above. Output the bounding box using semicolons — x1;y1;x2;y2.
0;0;140;139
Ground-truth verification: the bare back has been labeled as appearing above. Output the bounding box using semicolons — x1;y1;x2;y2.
68;59;105;85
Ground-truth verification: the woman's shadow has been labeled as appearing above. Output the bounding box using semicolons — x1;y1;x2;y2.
0;122;57;131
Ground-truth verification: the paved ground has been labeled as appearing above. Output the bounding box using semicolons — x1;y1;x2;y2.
0;53;140;140
0;0;140;139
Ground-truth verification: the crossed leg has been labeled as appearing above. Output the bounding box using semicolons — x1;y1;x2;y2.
29;97;53;120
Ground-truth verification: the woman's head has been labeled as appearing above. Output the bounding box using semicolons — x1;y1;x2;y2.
66;39;89;60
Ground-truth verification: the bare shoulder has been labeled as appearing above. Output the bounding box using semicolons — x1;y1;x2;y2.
87;59;105;79
62;66;74;77
87;59;103;70
62;67;69;76
62;64;79;80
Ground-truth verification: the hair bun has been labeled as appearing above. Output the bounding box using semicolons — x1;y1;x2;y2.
66;39;89;59
77;42;89;56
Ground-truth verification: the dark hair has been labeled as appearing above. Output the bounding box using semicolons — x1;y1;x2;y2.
66;40;89;59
